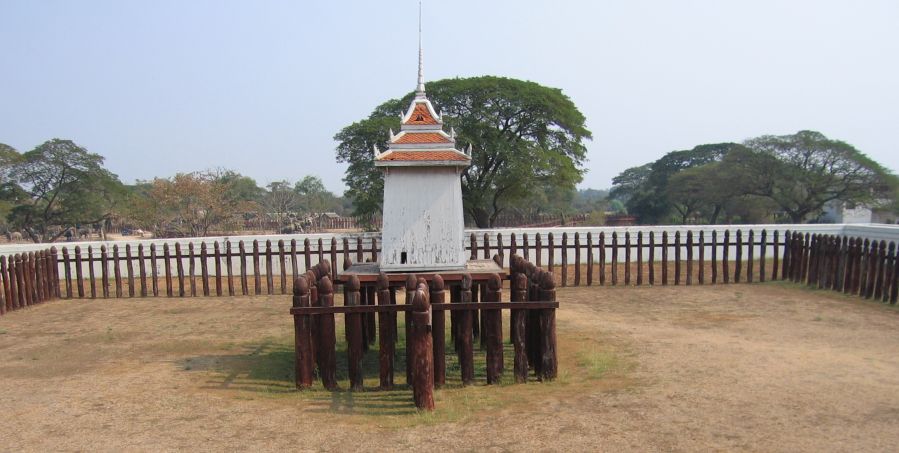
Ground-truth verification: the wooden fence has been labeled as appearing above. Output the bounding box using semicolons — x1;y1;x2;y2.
290;255;558;410
0;248;61;316
0;228;895;310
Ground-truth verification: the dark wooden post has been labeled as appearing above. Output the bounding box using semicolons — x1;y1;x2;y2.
548;232;555;272
14;254;24;307
136;245;146;298
772;230;780;282
62;247;73;298
538;270;557;381
226;241;235;296
890;242;899;305
469;232;477;260
722;230;730;284
648;231;655;285
317;276;338;390
711;231;718;284
611;232;619;286
560;233;568;286
251;240;261;295
511;233;518;256
625;232;632;286
599;232;607;286
409;281;435;411
735;230;743;284
303;238;312;271
111;245;122;298
199;242;210;296
330;237;338;279
801;233;811;284
123;245;134;298
265;240;274;295
511;273;529;383
882;242;895;303
431;275;446;388
636;232;643;286
404;274;417;384
686;231;693;285
238;241;248;296
587;233;594;286
377;273;395;389
759;230;767;283
573;233;581;286
534;233;541;266
293;276;314;389
483;232;491;260
485;273;503;384
698;231;705;285
187;243;197;297
160;244;172;298
215;241;224;297
458;273;475;385
844;238;856;294
0;256;8;313
674;231;681;285
661;232;668;286
87;245;97;298
345;275;364;391
100;245;110;298
873;240;887;300
865;240;878;299
747;230;755;283
175;243;185;297
290;239;299;285
22;253;33;306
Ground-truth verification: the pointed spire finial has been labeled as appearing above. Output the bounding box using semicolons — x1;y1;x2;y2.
415;1;426;98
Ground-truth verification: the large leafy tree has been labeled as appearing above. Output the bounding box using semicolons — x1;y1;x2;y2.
742;130;896;222
5;139;124;243
335;76;591;228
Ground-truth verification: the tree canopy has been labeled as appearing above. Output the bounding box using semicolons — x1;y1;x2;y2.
3;139;125;242
335;76;592;228
611;131;897;224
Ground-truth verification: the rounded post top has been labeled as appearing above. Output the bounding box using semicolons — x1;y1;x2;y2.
405;274;418;291
539;271;556;290
343;257;353;271
318;276;333;295
293;275;309;295
376;272;390;290
412;287;429;312
512;273;528;291
487;273;502;291
347;275;361;291
431;274;444;291
461;273;472;290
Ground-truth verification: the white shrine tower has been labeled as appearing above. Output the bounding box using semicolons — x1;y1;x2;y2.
374;28;471;271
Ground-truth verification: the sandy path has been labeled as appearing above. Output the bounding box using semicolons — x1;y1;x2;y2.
1;284;898;452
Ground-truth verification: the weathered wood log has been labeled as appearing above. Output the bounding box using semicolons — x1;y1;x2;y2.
293;276;314;389
625;232;632;286
533;233;540;266
200;242;210;296
469;232;477;260
686;231;693;286
722;230;730;284
15;254;25;307
711;231;718;284
252;240;261;295
548;232;555;272
1;256;10;312
483;232;491;260
100;245;110;298
356;236;364;264
485;273;504;384
86;246;97;299
226;241;235;296
317;276;338;390
239;241;248;296
345;275;364;391
175;243;185;297
306;269;320;375
587;233;594;286
674;232;681;285
561;233;568;285
661;232;668;286
458;273;475;385
377;273;395;389
874;240;887;300
62;247;72;299
404;274;417;384
538;270;558;381
136;245;145;298
648;232;655;285
890;242;899;305
290;239;299;285
735;230;743;284
698;231;706;285
161;244;172;297
599;232;607;286
22;253;32;306
278;240;287;295
430;275;446;388
125;245;134;298
370;237;378;263
511;272;529;383
304;239;312;271
215;241;223;297
636;232;643;286
329;237;338;279
759;230;767;283
780;230;789;281
265;240;274;295
611;232;619;286
112;245;123;298
883;242;895;303
747;230;755;283
409;281;435;411
188;243;197;297
574;233;581;286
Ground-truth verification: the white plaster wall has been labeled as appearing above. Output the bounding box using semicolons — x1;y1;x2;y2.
380;166;466;271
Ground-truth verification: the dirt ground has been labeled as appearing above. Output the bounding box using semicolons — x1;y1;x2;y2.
1;283;898;452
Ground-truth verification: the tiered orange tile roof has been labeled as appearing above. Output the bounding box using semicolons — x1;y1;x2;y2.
403;103;439;125
393;132;452;144
379;151;469;162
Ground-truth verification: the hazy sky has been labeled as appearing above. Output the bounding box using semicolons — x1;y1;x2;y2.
2;0;897;193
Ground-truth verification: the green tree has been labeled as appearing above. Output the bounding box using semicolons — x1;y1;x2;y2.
743;130;896;222
6;139;125;242
335;76;591;228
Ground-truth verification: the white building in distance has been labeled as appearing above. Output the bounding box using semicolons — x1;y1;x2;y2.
373;41;471;271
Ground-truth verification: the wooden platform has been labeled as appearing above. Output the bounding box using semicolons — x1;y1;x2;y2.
336;259;507;285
